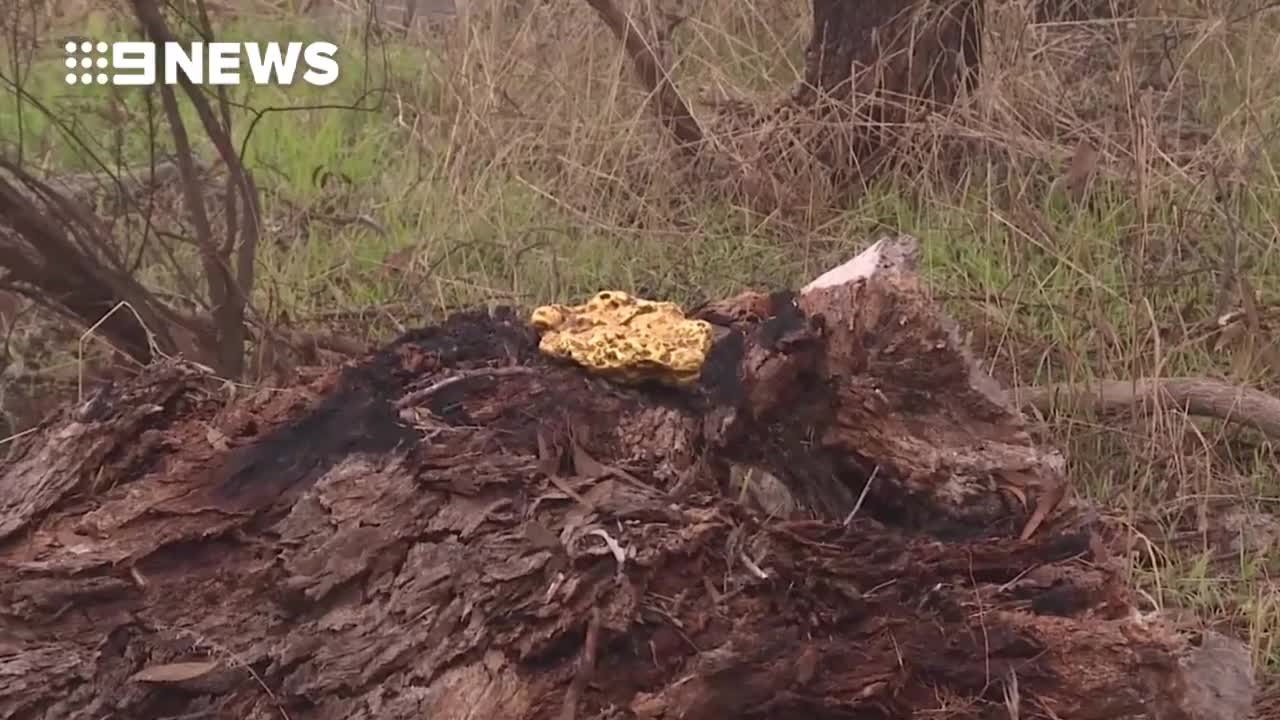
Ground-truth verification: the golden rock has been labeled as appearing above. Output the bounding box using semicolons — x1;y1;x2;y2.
530;291;713;387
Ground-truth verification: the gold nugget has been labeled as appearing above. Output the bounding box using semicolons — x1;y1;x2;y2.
530;291;713;388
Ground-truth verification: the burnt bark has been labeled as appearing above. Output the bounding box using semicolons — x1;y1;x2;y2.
0;237;1255;720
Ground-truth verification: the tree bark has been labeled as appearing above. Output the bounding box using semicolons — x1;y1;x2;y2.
797;0;981;105
0;237;1255;720
791;0;983;189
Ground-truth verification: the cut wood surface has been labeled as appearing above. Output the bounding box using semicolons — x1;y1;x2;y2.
0;236;1257;719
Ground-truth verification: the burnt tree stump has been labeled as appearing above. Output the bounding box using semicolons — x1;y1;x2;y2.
0;236;1256;719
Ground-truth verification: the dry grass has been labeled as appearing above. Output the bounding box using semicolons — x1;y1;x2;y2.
1;0;1278;691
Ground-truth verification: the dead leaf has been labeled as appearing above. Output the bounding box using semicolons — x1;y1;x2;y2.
537;427;563;477
130;661;219;684
1019;477;1067;541
205;425;229;451
524;521;562;551
570;435;608;479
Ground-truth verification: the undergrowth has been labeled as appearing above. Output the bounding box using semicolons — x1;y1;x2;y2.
1;0;1277;682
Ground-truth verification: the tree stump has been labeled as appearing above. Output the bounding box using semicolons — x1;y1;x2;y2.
0;236;1256;719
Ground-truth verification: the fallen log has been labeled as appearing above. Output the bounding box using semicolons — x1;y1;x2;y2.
0;236;1255;719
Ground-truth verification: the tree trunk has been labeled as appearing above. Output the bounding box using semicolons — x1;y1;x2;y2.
791;0;983;189
797;0;982;105
583;0;985;210
0;237;1255;720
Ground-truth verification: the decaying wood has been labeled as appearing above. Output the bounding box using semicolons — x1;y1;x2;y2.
695;237;1067;540
0;236;1256;719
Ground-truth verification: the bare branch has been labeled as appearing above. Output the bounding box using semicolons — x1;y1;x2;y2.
0;162;185;364
127;0;263;380
582;0;704;155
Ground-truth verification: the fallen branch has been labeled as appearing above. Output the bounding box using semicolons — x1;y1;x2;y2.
284;328;369;358
0;160;193;365
1016;377;1280;441
128;0;262;380
44;159;202;208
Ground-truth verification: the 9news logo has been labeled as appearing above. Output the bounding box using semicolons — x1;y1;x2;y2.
64;40;339;86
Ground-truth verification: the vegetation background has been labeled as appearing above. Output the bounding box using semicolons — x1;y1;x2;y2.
1;0;1277;698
